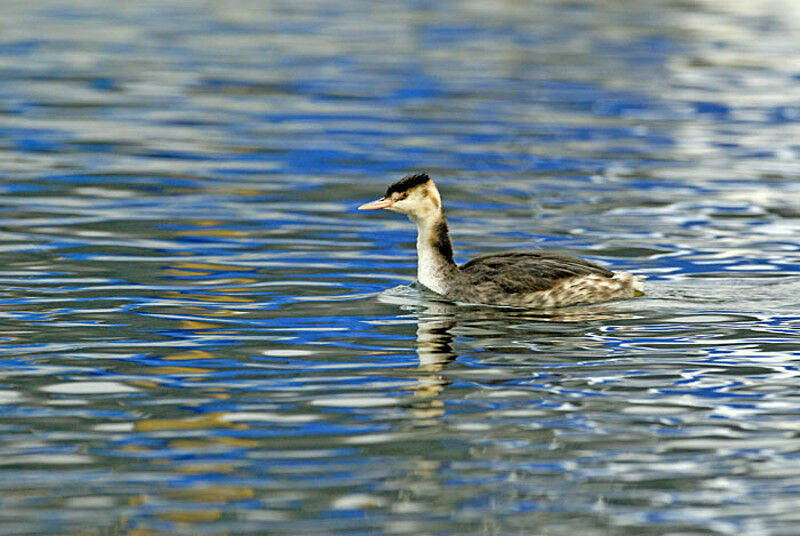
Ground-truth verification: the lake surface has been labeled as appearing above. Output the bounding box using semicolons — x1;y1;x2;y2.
2;1;800;534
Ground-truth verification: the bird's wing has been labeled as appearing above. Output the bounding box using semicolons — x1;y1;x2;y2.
458;251;614;294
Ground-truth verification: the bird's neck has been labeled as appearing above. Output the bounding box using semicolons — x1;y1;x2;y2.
414;212;457;295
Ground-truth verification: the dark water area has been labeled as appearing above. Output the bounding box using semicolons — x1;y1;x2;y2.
2;1;800;534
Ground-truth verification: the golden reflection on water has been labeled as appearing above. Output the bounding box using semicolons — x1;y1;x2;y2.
122;255;270;533
134;413;245;432
129;410;260;532
163;350;217;360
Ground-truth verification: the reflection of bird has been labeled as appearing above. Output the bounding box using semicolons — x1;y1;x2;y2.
359;173;643;308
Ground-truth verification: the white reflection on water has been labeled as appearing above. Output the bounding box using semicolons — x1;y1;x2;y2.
0;0;800;535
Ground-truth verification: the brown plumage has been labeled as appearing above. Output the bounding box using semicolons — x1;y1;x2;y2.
359;173;643;308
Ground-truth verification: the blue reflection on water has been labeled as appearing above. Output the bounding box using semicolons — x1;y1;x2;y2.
0;0;800;535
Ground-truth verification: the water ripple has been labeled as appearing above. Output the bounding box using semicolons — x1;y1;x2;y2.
2;0;800;535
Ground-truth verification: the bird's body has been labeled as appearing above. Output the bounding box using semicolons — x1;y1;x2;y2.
359;173;643;308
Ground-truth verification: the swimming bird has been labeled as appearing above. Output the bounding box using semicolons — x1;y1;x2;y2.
358;173;643;308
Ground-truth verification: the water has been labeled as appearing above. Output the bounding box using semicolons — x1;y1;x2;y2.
2;0;800;534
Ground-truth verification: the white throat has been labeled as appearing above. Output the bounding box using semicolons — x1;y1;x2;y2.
414;219;454;295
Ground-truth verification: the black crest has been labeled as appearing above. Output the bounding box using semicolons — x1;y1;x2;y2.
385;172;431;197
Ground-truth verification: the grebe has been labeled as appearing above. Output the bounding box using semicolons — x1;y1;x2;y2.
358;173;643;308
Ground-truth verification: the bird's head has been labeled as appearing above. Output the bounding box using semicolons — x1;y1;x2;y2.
358;173;442;223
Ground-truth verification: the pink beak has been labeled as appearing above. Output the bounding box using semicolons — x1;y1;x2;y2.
358;197;394;210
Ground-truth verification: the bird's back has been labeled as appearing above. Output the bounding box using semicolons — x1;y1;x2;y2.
449;251;640;307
